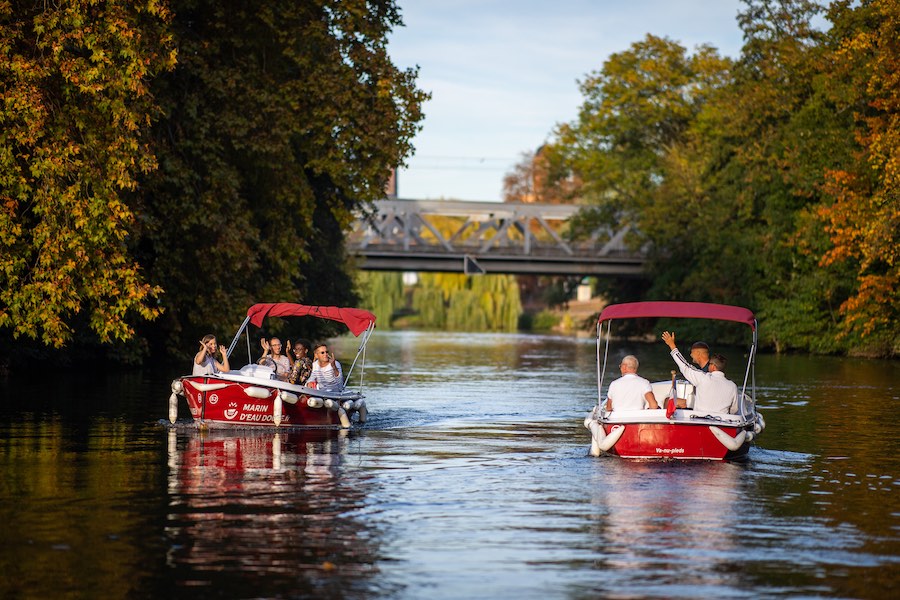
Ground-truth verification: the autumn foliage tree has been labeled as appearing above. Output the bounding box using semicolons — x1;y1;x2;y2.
0;1;176;349
134;0;427;355
1;0;426;364
816;0;900;355
531;0;898;356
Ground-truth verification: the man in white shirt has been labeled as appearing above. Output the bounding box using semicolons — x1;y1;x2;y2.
605;355;660;411
661;331;737;413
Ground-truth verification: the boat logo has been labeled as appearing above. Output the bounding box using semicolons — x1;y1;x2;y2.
224;402;239;420
208;394;219;405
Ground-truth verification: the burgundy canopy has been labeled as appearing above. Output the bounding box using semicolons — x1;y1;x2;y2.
597;301;756;330
246;303;376;337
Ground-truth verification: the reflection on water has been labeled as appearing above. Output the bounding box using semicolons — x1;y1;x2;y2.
589;461;744;589
1;330;898;598
164;426;393;598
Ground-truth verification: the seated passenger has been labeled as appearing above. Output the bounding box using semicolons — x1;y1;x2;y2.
690;341;711;372
661;331;737;413
258;336;291;381
193;334;230;375
287;338;313;385
307;343;343;392
605;355;660;411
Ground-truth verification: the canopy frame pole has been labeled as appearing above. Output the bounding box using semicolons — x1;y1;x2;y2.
226;315;252;359
597;320;611;409
342;322;375;389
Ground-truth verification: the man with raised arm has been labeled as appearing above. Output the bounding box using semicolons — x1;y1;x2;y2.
661;331;737;413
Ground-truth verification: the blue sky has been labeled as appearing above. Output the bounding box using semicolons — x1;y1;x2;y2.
387;0;748;201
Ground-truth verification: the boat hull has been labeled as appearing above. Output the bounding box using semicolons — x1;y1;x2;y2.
584;408;760;461
600;421;749;461
173;374;366;428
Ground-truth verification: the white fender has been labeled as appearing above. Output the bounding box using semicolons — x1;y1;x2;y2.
709;426;747;451
338;407;351;428
583;408;599;429
185;381;230;393
307;397;324;409
324;399;335;409
757;413;766;431
598;424;625;452
279;391;299;405
342;400;353;411
273;396;282;427
244;386;272;399
357;401;367;423
168;393;178;424
587;420;605;457
171;379;184;395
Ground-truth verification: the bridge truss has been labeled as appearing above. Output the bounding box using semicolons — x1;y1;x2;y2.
347;199;645;276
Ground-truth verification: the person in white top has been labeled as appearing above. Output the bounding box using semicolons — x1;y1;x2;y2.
307;343;343;392
661;331;737;413
193;334;230;376
258;336;292;380
605;355;660;411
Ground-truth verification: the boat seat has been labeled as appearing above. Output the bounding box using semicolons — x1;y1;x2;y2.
651;380;695;409
239;363;276;380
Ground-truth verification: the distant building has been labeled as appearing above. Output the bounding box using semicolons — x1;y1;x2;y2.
385;168;397;198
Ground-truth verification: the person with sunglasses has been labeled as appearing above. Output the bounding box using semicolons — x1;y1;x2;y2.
307;343;343;392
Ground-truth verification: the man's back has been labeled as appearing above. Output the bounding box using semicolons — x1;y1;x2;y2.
607;373;653;411
692;371;737;413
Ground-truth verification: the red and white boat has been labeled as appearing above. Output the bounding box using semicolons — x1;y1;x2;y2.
583;301;766;460
168;303;376;428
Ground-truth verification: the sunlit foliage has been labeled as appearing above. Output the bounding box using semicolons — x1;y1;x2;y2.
0;1;427;362
533;0;898;356
0;1;176;347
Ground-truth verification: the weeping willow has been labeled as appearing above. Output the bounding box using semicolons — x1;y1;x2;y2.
418;273;521;332
355;271;404;329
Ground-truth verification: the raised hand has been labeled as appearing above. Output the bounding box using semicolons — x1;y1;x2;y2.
661;331;677;350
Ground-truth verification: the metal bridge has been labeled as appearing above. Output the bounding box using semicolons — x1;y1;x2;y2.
347;199;645;276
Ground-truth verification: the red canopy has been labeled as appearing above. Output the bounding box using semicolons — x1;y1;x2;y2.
598;301;756;329
246;303;376;337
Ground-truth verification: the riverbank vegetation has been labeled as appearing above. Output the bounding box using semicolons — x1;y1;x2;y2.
506;0;899;357
357;271;523;332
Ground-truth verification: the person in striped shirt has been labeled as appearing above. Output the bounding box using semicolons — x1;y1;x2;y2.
307;343;343;391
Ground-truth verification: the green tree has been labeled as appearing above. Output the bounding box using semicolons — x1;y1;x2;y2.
414;272;521;332
135;0;427;355
552;34;733;305
356;271;404;328
0;1;176;348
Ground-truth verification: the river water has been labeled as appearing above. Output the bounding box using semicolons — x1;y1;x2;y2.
1;330;898;599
